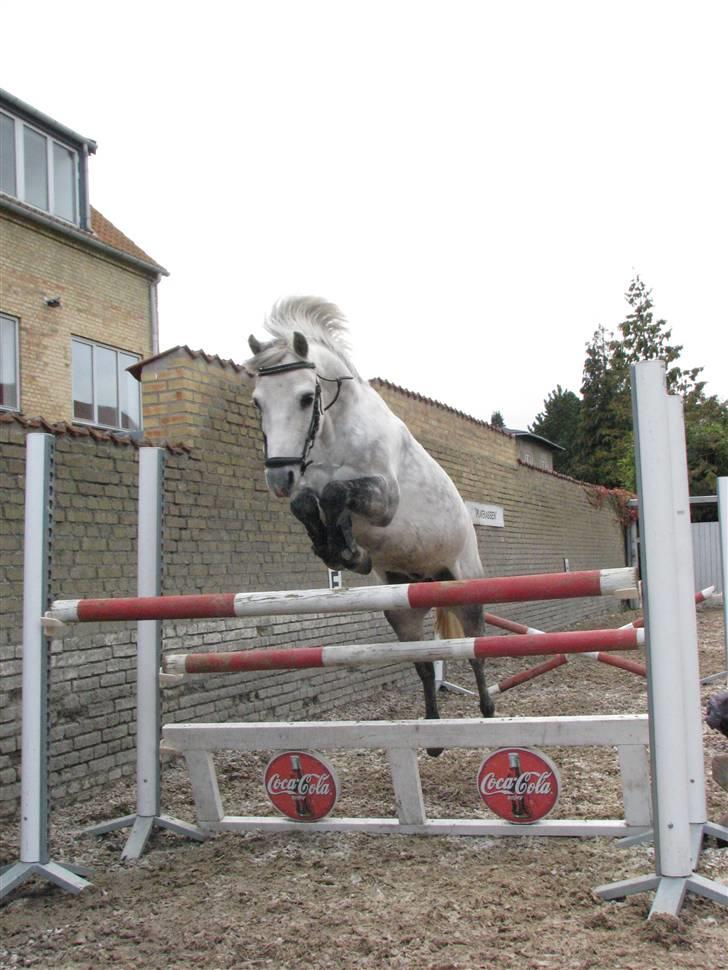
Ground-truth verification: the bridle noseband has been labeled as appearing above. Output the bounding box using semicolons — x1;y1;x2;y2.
256;360;352;473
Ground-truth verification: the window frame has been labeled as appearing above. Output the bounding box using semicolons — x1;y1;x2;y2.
72;336;142;433
0;312;20;412
0;109;80;225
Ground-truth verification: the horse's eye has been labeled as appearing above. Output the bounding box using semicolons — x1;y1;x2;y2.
300;393;315;409
252;398;262;411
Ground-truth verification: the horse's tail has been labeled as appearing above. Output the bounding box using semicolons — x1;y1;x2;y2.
434;607;465;640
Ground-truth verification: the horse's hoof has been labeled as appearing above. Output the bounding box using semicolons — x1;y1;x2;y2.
350;552;372;575
426;747;444;757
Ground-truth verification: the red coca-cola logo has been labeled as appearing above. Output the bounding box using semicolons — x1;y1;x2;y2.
477;747;560;823
264;751;339;821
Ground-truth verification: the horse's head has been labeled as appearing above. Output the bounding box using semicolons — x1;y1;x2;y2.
246;298;358;500
246;330;323;499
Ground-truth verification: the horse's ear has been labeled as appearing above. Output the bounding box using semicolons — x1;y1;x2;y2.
292;331;309;359
248;334;263;355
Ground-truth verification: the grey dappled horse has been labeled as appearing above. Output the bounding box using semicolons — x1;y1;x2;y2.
245;297;495;751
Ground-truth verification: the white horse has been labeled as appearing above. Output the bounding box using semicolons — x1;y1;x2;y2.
245;297;495;749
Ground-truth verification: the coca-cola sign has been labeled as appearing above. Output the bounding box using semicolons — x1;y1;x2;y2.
263;751;339;821
477;747;560;823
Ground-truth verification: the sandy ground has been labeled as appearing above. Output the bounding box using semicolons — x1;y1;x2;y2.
2;607;728;970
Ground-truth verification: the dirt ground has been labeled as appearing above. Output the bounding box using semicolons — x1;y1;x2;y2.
2;607;728;970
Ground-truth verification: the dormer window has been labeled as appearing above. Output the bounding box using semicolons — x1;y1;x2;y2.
0;109;79;225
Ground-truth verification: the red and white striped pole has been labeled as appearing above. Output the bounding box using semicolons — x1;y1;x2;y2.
482;588;713;681
49;566;638;624
162;626;644;675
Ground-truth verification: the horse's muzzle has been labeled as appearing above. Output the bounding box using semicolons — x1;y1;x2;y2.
265;466;298;499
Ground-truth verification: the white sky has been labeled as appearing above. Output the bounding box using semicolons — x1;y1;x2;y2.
5;1;728;429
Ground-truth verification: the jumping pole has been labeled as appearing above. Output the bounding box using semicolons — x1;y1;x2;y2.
82;448;205;858
162;627;644;674
718;476;728;682
49;566;638;624
0;434;92;899
595;360;728;917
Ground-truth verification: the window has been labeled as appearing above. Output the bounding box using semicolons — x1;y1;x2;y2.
0;109;79;224
0;313;20;411
72;338;141;431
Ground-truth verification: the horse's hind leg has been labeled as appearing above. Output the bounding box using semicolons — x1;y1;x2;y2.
457;603;496;719
384;573;443;757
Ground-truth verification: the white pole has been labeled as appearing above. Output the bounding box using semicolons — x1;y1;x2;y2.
19;433;53;864
718;477;728;682
631;361;692;880
82;446;204;857
2;433;91;897
136;448;164;818
666;396;707;839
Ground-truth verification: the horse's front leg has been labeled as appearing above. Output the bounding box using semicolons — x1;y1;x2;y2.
290;488;330;565
319;475;398;575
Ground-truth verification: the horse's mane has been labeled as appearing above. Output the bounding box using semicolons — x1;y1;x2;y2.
247;297;360;378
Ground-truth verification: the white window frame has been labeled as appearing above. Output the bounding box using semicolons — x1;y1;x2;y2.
72;337;142;433
0;109;79;225
0;312;20;412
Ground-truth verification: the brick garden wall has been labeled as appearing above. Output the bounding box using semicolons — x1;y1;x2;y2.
0;360;627;819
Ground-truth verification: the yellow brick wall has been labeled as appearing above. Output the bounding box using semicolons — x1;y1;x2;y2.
0;210;154;422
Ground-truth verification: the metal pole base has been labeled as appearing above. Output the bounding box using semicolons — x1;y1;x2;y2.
432;660;476;696
83;813;207;861
595;872;728;918
438;680;476;696
701;670;728;686
618;820;728;861
0;861;92;900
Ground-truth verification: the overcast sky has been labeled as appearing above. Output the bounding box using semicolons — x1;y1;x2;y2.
5;2;727;429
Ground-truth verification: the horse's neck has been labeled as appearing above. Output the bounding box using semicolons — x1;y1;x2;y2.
318;375;409;474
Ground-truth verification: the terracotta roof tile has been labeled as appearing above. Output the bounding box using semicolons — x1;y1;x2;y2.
0;411;190;454
370;377;512;438
90;207;165;272
128;345;248;380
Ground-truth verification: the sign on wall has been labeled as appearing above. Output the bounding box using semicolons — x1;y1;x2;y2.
466;502;505;528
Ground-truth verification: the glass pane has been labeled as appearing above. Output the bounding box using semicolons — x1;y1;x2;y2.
95;345;119;427
23;126;49;210
0;113;16;196
72;340;94;421
118;353;141;430
0;316;18;409
53;142;76;222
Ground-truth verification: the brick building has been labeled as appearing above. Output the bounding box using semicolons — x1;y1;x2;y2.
0;88;166;428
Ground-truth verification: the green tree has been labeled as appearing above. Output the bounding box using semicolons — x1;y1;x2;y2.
529;385;583;477
578;275;709;490
620;276;704;397
490;410;505;430
684;392;728;504
579;325;631;486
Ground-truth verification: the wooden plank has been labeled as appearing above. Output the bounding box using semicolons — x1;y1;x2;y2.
618;744;652;828
163;715;649;752
183;750;224;830
210;815;650;838
387;748;426;825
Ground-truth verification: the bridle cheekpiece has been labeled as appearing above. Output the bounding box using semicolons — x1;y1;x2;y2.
256;360;352;473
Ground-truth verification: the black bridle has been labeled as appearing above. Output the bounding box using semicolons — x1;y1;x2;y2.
256;360;353;472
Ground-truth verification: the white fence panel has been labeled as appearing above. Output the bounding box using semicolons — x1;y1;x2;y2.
692;521;722;593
